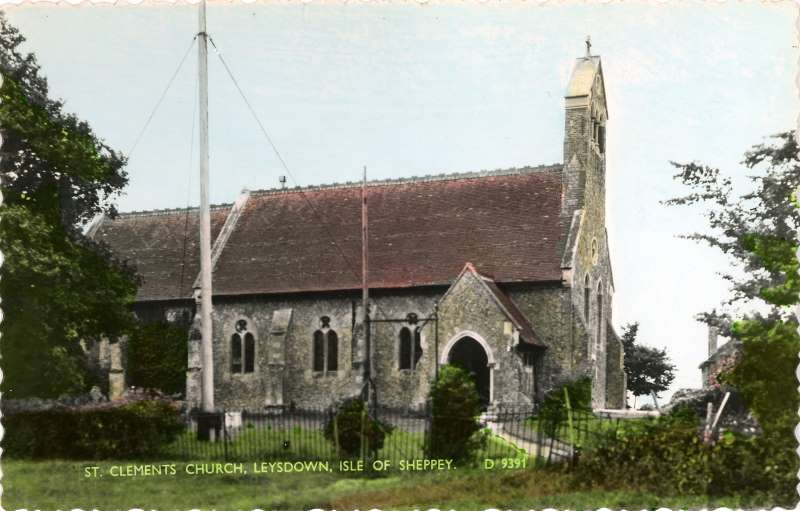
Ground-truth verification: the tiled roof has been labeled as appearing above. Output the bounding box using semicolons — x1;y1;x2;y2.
440;262;543;346
93;206;232;302
94;165;565;301
481;275;543;347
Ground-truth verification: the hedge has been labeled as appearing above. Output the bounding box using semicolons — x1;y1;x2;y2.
573;406;797;506
3;399;183;459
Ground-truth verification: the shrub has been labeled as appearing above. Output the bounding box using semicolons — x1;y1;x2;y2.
128;320;188;396
575;406;709;493
537;376;592;436
425;364;487;462
574;405;797;506
324;398;391;457
3;399;183;459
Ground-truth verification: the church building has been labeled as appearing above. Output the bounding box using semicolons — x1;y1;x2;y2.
91;50;626;411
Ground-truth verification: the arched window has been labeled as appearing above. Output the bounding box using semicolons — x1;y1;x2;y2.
313;330;326;372
399;327;412;370
596;282;603;352
231;333;243;373
327;330;338;372
398;325;423;370
244;332;255;373
413;328;422;368
231;319;255;374
313;316;338;374
583;274;591;321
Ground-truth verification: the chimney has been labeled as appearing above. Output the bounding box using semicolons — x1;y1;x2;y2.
708;326;718;356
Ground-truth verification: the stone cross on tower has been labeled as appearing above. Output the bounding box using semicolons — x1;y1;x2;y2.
585;35;592;57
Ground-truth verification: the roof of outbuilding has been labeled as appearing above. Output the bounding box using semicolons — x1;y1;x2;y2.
93;165;566;301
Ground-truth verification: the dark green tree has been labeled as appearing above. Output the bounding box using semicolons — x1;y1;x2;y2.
127;321;188;395
619;322;675;402
0;13;137;398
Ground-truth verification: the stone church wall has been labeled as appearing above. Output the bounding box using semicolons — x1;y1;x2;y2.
368;289;440;410
605;328;626;409
508;285;582;399
208;294;357;411
438;272;535;405
188;278;578;412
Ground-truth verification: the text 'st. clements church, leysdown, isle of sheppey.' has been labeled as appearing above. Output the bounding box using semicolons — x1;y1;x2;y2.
90;48;627;412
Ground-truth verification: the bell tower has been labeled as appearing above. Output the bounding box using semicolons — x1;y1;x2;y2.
561;38;608;222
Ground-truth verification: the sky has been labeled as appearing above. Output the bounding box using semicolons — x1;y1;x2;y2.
3;1;797;405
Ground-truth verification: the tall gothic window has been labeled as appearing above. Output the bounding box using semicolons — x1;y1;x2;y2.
399;327;412;370
596;283;603;352
231;319;255;374
413;328;422;368
327;330;338;372
583;274;591;321
231;333;242;373
313;330;326;372
313;316;338;373
244;332;255;373
398;326;423;370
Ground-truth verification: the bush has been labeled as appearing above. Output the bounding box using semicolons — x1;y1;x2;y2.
574;405;797;506
324;398;391;457
3;399;183;459
425;364;487;462
538;376;592;436
128;320;188;396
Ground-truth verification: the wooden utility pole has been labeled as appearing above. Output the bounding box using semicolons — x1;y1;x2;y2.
361;166;372;407
198;0;215;414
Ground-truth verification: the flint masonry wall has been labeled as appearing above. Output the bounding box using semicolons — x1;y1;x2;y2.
182;278;576;411
508;285;589;400
605;328;625;409
437;273;540;406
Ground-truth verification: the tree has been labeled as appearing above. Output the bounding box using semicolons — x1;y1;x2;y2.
664;131;800;328
127;321;188;395
620;322;676;404
0;13;137;398
666;131;800;502
664;132;800;423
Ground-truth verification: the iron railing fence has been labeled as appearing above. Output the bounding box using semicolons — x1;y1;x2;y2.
160;403;637;470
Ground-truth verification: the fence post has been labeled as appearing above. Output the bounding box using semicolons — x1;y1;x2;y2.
360;405;367;464
333;408;340;456
564;387;575;465
222;410;229;461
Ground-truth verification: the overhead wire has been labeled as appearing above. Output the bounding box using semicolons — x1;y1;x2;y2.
127;35;198;159
208;35;397;321
177;78;200;299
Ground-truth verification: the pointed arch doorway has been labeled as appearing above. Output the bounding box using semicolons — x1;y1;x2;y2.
441;332;494;407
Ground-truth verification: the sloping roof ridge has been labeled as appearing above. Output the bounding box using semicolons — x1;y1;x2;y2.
249;163;563;198
115;202;233;219
444;262;542;346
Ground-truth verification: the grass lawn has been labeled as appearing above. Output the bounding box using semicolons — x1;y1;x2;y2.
162;426;526;464
524;413;651;450
3;459;764;510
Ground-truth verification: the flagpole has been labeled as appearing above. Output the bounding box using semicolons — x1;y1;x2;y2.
198;0;215;414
